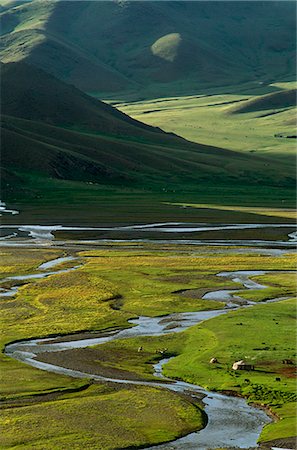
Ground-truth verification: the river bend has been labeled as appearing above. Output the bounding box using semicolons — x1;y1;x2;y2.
2;222;296;448
5;262;284;449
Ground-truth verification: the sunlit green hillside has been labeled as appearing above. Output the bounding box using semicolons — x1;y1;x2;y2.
115;82;296;159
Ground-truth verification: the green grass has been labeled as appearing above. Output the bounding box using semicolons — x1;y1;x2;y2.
1;247;296;447
234;272;296;302
1;2;295;96
2;171;296;227
1;247;211;449
162;298;297;442
0;248;127;402
1;266;132;346
0;248;63;279
260;403;297;442
166;202;296;220
78;297;297;442
151;33;182;62
0;383;204;449
163;297;296;389
116;87;296;160
79;250;233;316
78;250;297;317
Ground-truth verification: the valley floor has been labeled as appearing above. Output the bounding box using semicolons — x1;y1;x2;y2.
0;222;296;449
113;81;296;160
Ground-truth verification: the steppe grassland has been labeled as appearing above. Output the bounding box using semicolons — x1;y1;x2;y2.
1;247;295;394
63;249;296;442
78;249;297;316
114;82;296;160
91;298;296;443
0;248;63;278
2;246;296;347
0;248;86;399
165;202;297;220
0;246;296;447
163;298;297;443
234;272;296;302
0;247;208;449
1;383;204;450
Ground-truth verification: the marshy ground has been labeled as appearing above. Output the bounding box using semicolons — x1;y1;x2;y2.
0;238;296;449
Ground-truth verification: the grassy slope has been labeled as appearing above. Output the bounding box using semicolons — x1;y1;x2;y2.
0;1;129;92
1;61;295;220
229;88;297;114
1;61;177;141
0;1;295;96
116;82;296;159
3;113;294;190
2;87;296;217
3;61;295;209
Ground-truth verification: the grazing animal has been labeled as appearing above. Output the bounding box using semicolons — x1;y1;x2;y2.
156;348;168;355
209;357;218;364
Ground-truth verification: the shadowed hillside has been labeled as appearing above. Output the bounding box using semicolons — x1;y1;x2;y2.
0;1;295;97
1;61;295;201
229;89;297;114
1;61;176;142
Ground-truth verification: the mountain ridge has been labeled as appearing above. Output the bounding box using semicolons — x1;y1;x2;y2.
1;1;295;97
2;61;295;200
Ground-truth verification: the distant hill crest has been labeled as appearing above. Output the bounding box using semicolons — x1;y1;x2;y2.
0;0;295;96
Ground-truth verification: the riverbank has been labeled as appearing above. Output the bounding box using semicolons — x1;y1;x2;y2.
1;234;296;448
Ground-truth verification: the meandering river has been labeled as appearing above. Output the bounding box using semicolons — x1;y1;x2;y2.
2;221;296;449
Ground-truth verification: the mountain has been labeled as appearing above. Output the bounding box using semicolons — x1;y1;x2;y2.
2;61;294;200
1;61;177;141
0;1;295;97
229;89;297;114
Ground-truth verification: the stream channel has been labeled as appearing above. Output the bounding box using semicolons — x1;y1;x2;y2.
2;222;296;449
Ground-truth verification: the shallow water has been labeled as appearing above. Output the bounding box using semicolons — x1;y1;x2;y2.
2;223;295;448
5;269;280;449
0;223;296;250
0;201;19;216
38;256;76;270
0;256;80;298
